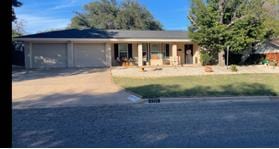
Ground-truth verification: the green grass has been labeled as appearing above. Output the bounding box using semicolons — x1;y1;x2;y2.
113;74;279;98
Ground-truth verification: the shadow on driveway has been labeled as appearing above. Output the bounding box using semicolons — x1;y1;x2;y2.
13;89;132;109
12;68;108;82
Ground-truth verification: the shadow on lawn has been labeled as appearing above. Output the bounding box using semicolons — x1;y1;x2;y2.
126;83;278;98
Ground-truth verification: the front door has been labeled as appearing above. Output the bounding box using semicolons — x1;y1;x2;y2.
184;44;193;64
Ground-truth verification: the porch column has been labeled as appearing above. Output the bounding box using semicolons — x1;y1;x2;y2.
105;43;112;67
28;42;32;69
138;43;143;66
172;43;178;65
67;41;74;67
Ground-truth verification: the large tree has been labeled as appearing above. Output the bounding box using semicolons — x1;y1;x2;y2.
12;19;25;38
12;0;24;38
12;0;22;22
115;0;162;30
262;0;279;37
188;0;277;65
69;0;162;30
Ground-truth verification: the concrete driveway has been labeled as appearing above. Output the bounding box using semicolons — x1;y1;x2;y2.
12;68;133;109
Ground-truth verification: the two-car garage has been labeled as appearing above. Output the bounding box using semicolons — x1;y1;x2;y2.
27;42;107;68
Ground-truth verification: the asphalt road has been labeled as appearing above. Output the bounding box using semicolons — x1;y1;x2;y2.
13;99;279;147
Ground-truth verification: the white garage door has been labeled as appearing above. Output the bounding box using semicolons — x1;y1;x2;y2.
32;43;67;68
74;43;106;67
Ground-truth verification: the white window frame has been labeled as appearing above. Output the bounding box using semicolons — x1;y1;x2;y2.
118;44;128;59
150;43;162;59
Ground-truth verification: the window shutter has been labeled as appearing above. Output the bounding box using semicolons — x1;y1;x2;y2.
166;44;169;57
190;45;193;56
128;44;132;58
114;44;118;59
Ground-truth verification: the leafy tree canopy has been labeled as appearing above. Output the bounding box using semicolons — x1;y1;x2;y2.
12;0;24;39
12;19;25;38
69;0;162;30
188;0;278;56
12;0;22;22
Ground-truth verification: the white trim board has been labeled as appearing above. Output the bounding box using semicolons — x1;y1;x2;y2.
15;38;192;43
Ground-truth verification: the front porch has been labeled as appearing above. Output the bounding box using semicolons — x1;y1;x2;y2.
111;42;201;67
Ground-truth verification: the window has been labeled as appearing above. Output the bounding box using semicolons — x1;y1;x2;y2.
150;44;162;59
142;44;148;61
118;44;128;59
162;44;170;58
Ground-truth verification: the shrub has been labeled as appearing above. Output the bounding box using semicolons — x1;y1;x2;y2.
269;60;277;67
262;59;269;65
230;65;238;72
200;51;217;66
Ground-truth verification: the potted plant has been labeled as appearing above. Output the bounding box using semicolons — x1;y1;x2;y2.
204;66;213;72
139;66;145;72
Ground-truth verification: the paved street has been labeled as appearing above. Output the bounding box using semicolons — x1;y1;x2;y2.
13;99;279;147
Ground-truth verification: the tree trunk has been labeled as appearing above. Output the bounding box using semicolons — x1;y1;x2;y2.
219;0;225;24
240;44;253;64
218;0;226;66
218;50;225;66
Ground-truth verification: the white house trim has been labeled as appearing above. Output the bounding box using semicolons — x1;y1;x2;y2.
29;42;32;68
15;38;192;43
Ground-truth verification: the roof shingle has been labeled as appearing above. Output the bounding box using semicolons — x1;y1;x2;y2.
18;29;189;39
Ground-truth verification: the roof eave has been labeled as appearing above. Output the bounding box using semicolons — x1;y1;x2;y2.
14;38;192;42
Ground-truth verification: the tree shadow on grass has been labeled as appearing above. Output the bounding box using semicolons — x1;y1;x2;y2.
126;83;278;98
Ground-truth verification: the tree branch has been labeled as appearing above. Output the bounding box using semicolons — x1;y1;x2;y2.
187;15;197;26
218;0;226;24
227;15;247;28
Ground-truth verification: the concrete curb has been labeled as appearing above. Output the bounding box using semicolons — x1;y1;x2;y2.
142;96;279;104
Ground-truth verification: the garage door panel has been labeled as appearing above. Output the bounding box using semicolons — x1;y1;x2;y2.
74;43;106;67
32;43;67;68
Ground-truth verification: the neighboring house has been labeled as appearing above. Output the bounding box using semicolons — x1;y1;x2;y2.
16;29;201;68
254;39;279;63
254;39;279;54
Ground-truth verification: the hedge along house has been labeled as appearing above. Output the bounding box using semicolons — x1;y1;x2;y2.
16;29;201;68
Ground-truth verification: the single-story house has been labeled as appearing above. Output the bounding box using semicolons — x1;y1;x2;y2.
254;39;279;54
16;29;201;68
254;39;279;63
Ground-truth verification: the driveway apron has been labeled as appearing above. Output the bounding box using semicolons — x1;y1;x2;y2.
12;68;133;109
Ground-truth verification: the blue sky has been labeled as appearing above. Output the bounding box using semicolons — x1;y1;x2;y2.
15;0;191;34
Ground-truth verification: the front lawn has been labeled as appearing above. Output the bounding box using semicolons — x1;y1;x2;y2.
113;74;279;98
